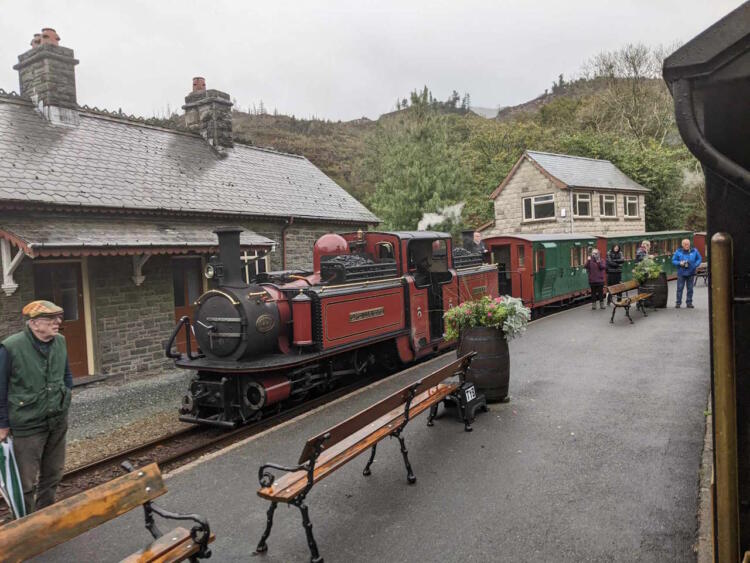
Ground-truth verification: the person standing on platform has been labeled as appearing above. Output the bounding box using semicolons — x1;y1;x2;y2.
0;301;72;513
672;239;702;308
585;249;607;310
472;231;487;255
606;244;625;306
635;240;651;263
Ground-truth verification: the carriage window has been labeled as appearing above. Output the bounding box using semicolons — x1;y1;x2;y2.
534;249;545;272
517;245;525;267
377;242;394;260
573;193;591;217
570;247;578;267
523;194;555;220
581;247;589;265
600;194;617;217
623;243;634;260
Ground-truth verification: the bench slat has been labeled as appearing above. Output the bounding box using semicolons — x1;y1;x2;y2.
0;463;166;563
259;382;458;502
607;279;640;294
297;354;472;464
119;527;216;563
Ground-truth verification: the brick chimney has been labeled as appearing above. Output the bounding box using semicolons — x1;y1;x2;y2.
182;77;234;152
13;28;79;125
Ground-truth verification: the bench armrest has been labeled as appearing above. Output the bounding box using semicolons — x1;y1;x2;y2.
146;502;212;560
258;462;309;488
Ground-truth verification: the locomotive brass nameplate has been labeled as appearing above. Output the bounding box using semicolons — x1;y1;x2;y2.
256;314;276;333
472;286;487;295
349;307;385;323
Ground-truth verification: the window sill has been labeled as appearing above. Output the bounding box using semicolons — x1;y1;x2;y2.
522;218;557;224
572;216;594;220
599;216;620;221
624;216;642;220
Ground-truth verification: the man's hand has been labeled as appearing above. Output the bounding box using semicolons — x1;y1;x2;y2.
0;427;9;441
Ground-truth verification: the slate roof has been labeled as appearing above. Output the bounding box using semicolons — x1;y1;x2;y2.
0;97;379;224
526;151;649;193
0;214;275;257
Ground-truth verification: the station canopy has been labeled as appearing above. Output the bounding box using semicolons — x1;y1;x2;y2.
0;215;275;258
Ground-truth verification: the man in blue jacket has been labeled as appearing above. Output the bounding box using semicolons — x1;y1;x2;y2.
672;239;702;308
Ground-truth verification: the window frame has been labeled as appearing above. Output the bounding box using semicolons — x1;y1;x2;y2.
625;195;639;218
241;250;271;284
522;193;556;221
599;194;617;217
517;245;526;268
573;192;592;218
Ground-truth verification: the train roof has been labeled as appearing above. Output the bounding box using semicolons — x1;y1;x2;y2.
483;233;597;242
378;231;452;240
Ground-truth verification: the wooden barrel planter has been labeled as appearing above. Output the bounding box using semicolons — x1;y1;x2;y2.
639;272;668;308
458;326;510;402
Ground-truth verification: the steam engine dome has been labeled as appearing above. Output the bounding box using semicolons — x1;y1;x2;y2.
313;233;349;272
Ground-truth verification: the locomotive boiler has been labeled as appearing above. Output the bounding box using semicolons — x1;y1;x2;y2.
168;227;498;427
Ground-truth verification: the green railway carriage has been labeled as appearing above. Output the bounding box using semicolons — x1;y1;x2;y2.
483;234;597;309
595;231;694;282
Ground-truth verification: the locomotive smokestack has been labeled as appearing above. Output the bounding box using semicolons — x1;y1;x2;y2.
214;227;246;288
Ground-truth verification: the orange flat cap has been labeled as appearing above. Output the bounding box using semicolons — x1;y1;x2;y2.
22;300;64;319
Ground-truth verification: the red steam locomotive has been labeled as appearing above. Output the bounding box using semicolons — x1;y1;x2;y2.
168;227;498;427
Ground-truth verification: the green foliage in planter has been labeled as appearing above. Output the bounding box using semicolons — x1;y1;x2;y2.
632;257;662;284
444;295;530;341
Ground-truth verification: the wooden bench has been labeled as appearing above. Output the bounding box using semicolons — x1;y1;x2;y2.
0;462;213;563
694;262;709;285
607;279;652;324
254;353;483;563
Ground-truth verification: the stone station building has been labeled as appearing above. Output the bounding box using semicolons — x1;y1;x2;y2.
481;150;648;236
0;29;379;380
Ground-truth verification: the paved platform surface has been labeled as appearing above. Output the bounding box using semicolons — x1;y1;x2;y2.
35;282;710;562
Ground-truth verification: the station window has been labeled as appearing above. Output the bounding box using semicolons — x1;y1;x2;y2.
523;194;555;221
534;249;545;273
600;194;617;217
573;193;591;217
517;245;525;267
625;196;639;217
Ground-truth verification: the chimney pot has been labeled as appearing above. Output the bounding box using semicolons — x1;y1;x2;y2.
31;33;42;48
192;77;206;92
40;28;60;46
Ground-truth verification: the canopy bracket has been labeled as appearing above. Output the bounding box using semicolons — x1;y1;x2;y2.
1;239;26;296
132;254;151;286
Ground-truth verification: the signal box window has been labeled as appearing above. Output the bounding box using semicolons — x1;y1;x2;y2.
573;193;591;217
600;194;617;217
625;196;639;217
534;249;545;273
523;194;555;221
517;245;525;267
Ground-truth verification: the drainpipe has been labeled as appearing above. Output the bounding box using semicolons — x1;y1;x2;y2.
569;191;575;234
281;216;294;270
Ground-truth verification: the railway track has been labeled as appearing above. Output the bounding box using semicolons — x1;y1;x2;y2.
0;371;389;524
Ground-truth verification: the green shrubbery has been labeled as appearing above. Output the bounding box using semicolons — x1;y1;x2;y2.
443;296;530;341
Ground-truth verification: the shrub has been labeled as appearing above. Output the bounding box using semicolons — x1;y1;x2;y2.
443;295;531;341
632;257;662;284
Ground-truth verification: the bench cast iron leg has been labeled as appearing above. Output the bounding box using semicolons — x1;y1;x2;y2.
396;435;417;484
296;500;323;563
625;306;634;324
639;301;648;317
363;445;377;476
255;501;278;554
610;306;616;324
427;403;439;426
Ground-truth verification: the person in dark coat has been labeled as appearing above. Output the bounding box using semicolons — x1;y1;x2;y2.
585;249;607;310
605;244;625;306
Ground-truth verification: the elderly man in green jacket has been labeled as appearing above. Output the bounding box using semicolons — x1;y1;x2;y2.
0;300;72;512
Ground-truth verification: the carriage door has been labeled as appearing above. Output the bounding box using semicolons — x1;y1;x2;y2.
491;245;512;295
33;262;89;377
534;243;559;300
172;257;203;353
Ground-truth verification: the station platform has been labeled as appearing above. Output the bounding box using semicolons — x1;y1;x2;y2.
34;281;709;562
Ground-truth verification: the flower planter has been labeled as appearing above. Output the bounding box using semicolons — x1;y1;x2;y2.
639;272;668;308
458;326;510;402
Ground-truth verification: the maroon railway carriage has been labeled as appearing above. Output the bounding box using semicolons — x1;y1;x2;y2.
169;228;498;427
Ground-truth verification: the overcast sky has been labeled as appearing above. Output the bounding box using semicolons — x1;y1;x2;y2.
0;0;741;121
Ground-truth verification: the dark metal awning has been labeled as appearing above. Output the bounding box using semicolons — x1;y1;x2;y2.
0;216;276;258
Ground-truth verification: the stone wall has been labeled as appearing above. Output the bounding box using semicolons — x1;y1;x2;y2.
0;261;34;341
90;255;175;377
484;159;646;236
